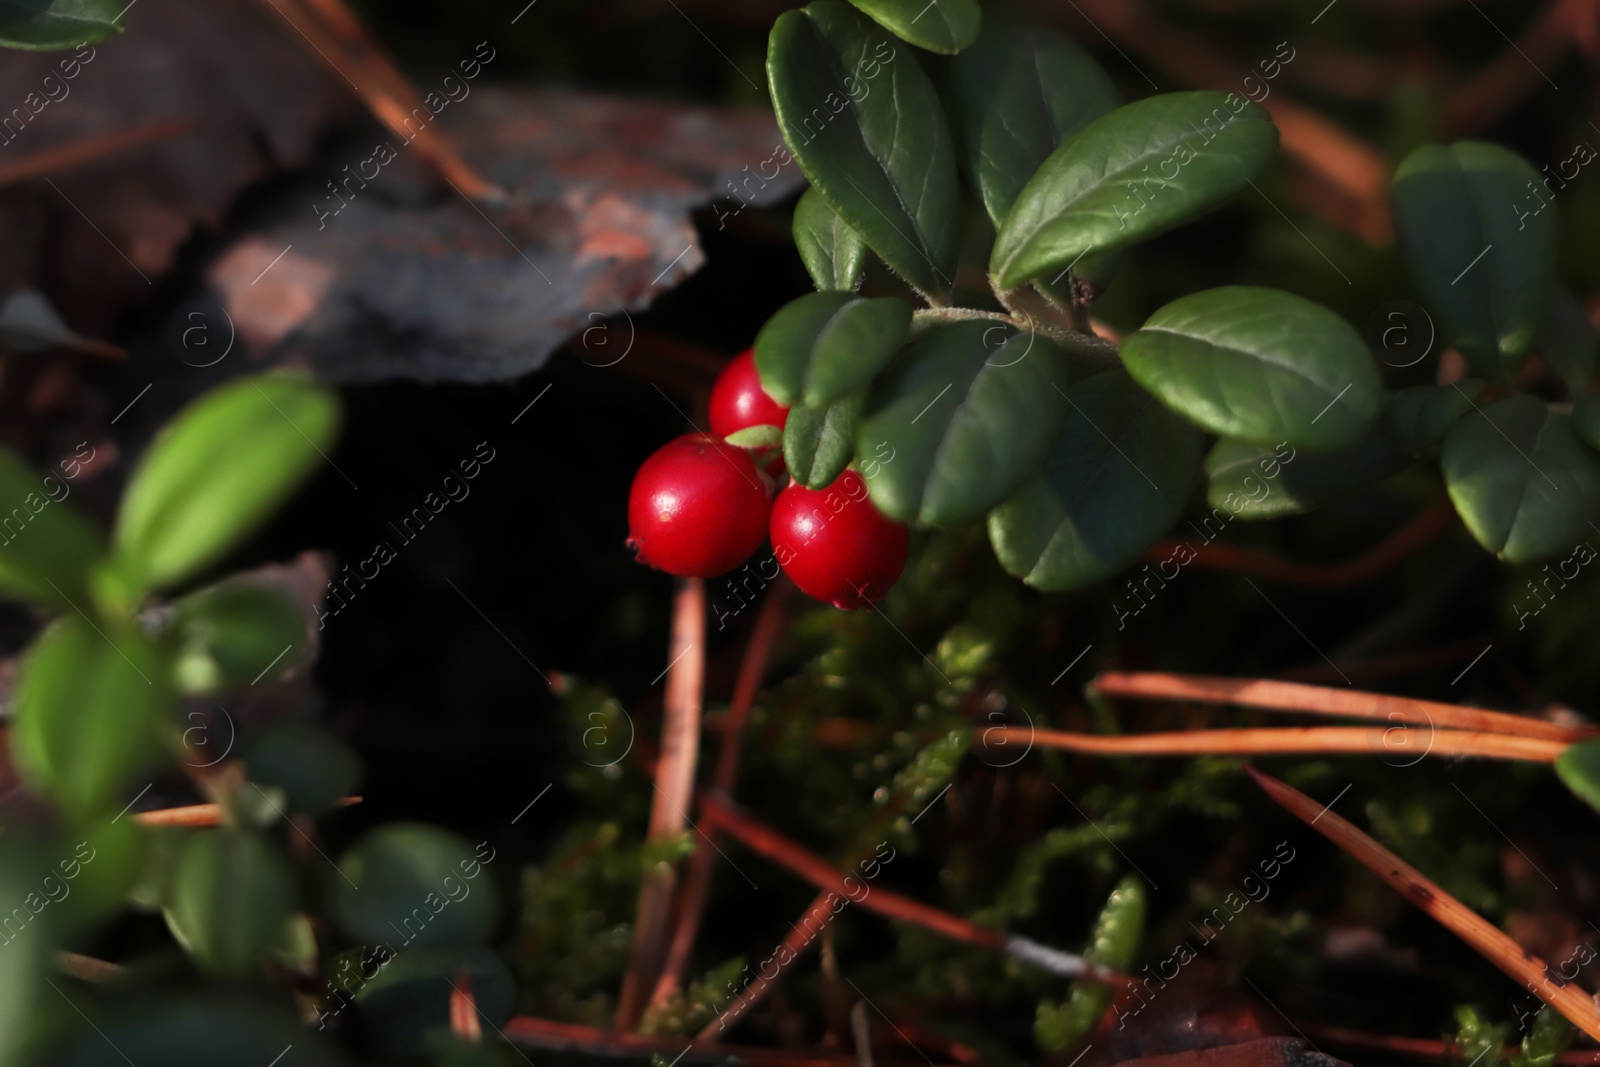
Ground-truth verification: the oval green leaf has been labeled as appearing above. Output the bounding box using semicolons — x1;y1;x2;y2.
11;618;174;823
245;722;362;816
1556;738;1600;815
1441;396;1600;563
113;373;341;597
1575;393;1600;451
785;390;866;489
793;187;869;292
170;579;306;695
947;25;1120;229
988;370;1201;591
1205;432;1411;520
0;447;106;611
0;0;123;51
847;0;979;54
1120;286;1383;450
357;943;516;1054
51;996;348;1067
755;291;912;407
1392;141;1556;377
333;823;499;949
1381;380;1484;454
991;91;1278;289
163;830;295;977
857;322;1068;525
769;2;961;297
1535;284;1596;392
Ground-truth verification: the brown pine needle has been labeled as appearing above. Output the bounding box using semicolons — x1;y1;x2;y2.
1246;766;1600;1043
0;120;196;190
995;725;1565;762
134;796;362;827
1090;672;1592;743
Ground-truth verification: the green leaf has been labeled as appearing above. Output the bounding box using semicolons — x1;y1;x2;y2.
0;839;52;1067
50;996;348;1067
1382;380;1484;453
1121;287;1383;450
163;830;295;977
755;291;912;407
1536;285;1596;391
846;0;979;54
988;370;1201;591
1575;394;1600;451
113;372;341;597
1442;396;1600;563
856;321;1068;525
53;817;147;933
170;579;306;694
1392;141;1556;377
785;391;867;489
723;425;785;453
793;187;869;292
0;0;123;51
245;722;362;816
11;618;174;822
991;91;1278;289
0;448;106;611
357;944;516;1053
1205;433;1411;519
1036;875;1144;1052
947;25;1120;230
768;2;961;296
1556;739;1600;812
1513;1006;1574;1067
334;823;500;948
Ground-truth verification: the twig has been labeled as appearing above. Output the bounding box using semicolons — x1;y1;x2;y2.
1143;504;1454;589
651;582;791;1009
55;951;123;982
0;120;196;190
449;970;481;1042
998;725;1565;762
617;578;706;1030
1302;1021;1600;1064
697;889;835;1040
1442;0;1580;135
134;796;363;827
1088;672;1593;743
1246;766;1600;1043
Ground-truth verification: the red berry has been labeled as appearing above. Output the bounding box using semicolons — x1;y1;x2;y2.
771;470;909;610
709;348;789;473
628;434;773;578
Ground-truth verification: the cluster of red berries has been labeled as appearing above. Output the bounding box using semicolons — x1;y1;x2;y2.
627;350;909;609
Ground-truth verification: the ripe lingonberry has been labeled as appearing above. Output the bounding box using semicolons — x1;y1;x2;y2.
627;434;773;578
709;348;789;473
770;469;908;610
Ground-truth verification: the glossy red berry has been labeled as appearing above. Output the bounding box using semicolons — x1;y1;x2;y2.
709;348;789;473
627;434;773;578
771;470;909;610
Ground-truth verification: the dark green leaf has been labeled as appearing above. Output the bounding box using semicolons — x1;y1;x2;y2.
847;0;979;54
0;0;123;51
1556;739;1600;813
1536;285;1596;391
988;370;1201;590
793;187;868;292
52;996;348;1067
1392;141;1556;377
856;321;1069;525
1120;286;1383;450
768;2;961;296
0;839;51;1067
357;944;516;1053
947;25;1120;229
170;579;306;695
1514;1006;1574;1067
53;818;146;932
991;91;1278;288
163;830;295;977
755;291;912;407
0;448;105;611
1575;394;1600;451
334;823;500;948
245;722;362;816
11;618;174;822
1205;433;1411;519
785;391;867;489
113;373;341;597
1382;380;1484;453
1442;396;1600;562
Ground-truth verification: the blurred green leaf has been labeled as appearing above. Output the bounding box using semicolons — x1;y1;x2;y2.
1574;393;1600;451
768;2;961;297
988;369;1201;591
245;721;362;816
1392;141;1556;378
754;291;911;407
170;579;305;694
357;943;516;1053
1450;1005;1509;1067
0;448;105;611
785;390;866;490
992;92;1277;288
793;187;869;292
1121;287;1384;450
162;830;295;977
847;0;978;54
335;823;500;949
1442;397;1600;562
1205;433;1411;519
1513;1006;1574;1067
113;373;340;597
11;618;174;823
1555;738;1600;814
52;817;146;933
1535;285;1596;391
1382;380;1484;454
0;0;123;51
51;995;348;1067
